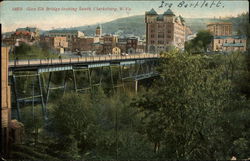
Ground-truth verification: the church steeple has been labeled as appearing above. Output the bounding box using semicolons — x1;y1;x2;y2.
96;24;102;37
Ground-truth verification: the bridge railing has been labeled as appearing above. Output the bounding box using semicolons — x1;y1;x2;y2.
9;53;159;67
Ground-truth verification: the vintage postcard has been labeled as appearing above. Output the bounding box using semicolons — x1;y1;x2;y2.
1;0;250;160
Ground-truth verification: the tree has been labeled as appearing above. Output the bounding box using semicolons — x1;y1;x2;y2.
11;43;58;60
46;92;94;159
132;51;232;159
185;30;213;53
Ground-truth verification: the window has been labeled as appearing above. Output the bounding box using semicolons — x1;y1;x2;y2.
151;34;155;38
151;40;154;44
218;40;220;44
158;34;164;38
158;41;164;44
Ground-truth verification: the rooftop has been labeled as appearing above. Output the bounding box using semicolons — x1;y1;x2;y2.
207;22;232;26
163;9;175;16
16;27;38;33
146;8;158;15
15;31;31;35
96;24;101;29
48;30;81;34
214;35;247;39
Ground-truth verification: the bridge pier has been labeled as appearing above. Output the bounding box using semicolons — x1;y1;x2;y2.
11;71;47;121
72;68;92;93
135;80;138;93
72;69;77;92
109;65;125;92
37;72;46;119
45;72;52;109
12;75;21;121
8;56;159;118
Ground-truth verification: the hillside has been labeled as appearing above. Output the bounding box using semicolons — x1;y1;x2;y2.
61;14;247;37
71;15;145;36
4;13;246;37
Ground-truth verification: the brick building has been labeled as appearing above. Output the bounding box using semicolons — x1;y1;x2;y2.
40;36;68;52
117;37;127;53
207;22;232;36
126;37;138;54
102;34;118;54
145;8;186;53
72;37;99;52
15;27;40;41
45;30;84;50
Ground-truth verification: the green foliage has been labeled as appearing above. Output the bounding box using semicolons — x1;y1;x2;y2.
10;50;250;160
132;51;250;159
11;144;60;161
185;30;213;53
10;43;58;60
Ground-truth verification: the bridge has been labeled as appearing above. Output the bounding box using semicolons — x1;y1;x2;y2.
9;53;160;120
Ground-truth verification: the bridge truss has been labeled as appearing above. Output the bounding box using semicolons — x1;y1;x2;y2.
9;57;159;121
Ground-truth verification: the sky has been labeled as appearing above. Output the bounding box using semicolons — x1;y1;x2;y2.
0;1;249;32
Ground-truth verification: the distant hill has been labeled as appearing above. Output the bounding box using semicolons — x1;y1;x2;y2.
38;12;250;37
70;15;145;37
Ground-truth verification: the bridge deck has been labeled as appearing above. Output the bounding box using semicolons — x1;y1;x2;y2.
9;54;159;70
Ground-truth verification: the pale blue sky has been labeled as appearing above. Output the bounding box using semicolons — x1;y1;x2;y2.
1;1;249;32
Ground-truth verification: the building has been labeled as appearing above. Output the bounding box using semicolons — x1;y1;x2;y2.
145;8;186;53
207;22;232;36
208;21;247;52
2;27;39;46
51;37;68;49
211;35;247;52
103;34;118;45
40;36;68;53
102;34;118;54
117;37;127;53
112;47;121;55
46;30;85;50
16;27;40;40
95;24;102;37
92;42;103;54
13;31;33;41
46;30;84;39
72;37;99;52
2;37;15;46
126;37;138;54
137;40;146;53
